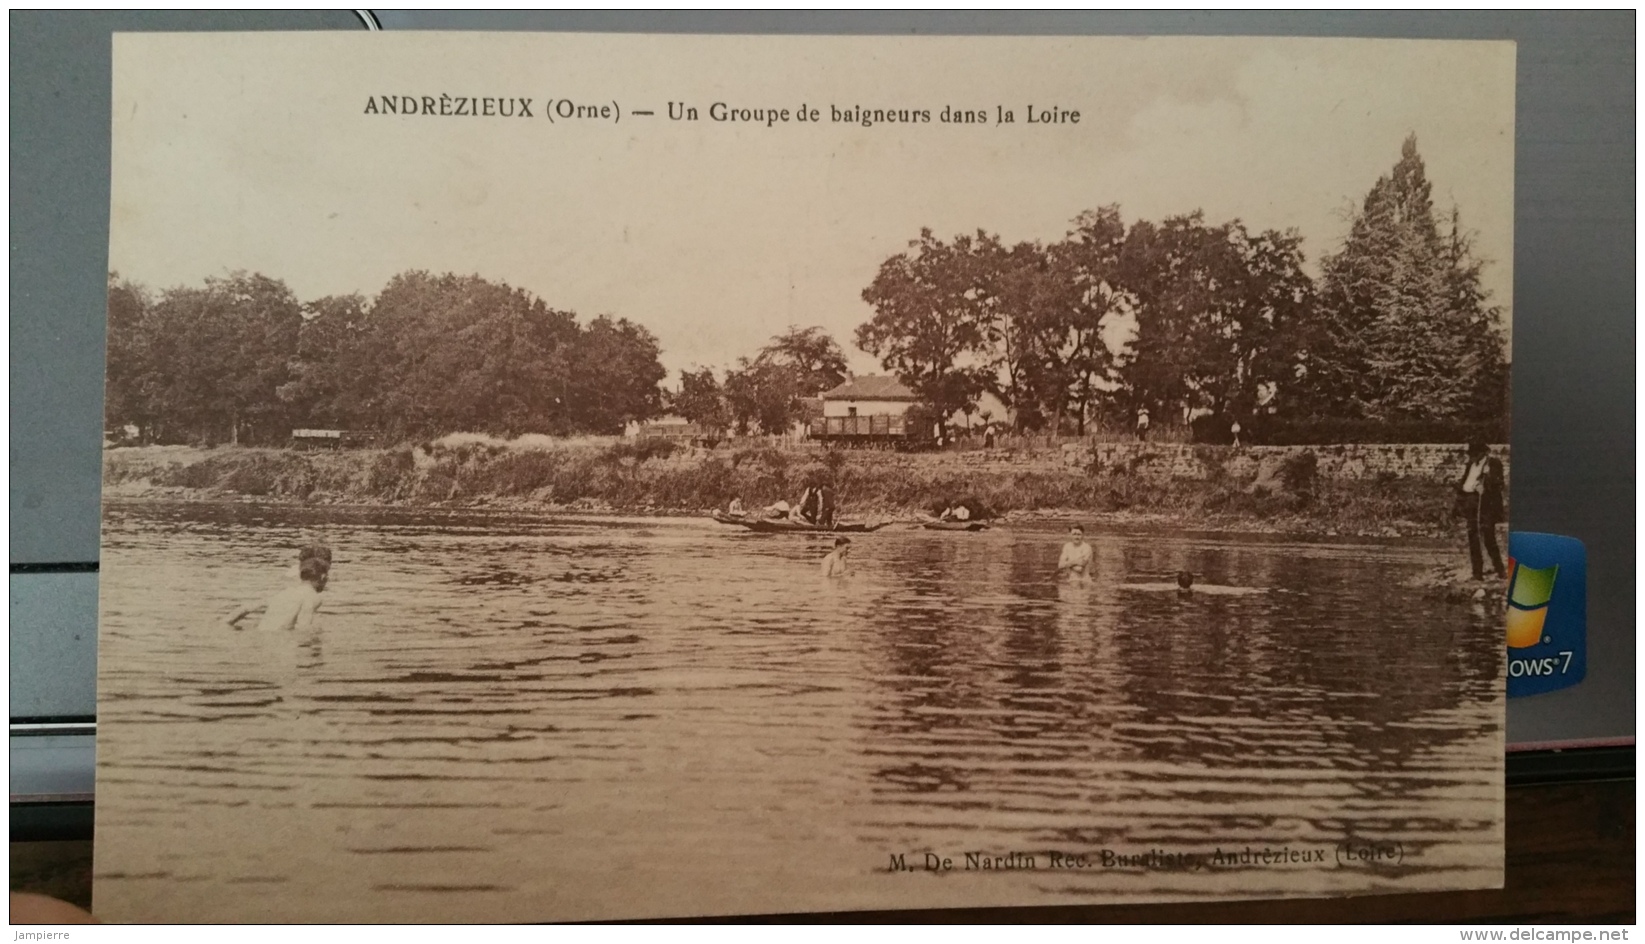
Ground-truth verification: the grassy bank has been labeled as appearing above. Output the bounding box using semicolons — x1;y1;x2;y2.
103;440;1465;539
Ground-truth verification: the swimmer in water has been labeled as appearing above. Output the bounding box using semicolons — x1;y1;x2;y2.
298;542;332;573
1057;526;1093;578
821;537;851;577
227;556;329;633
1120;573;1262;595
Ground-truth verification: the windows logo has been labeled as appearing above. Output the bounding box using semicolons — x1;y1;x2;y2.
1504;532;1585;698
1505;559;1557;650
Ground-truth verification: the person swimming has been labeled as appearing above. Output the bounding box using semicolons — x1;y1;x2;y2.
299;542;332;568
227;556;330;633
821;537;851;577
1121;573;1263;595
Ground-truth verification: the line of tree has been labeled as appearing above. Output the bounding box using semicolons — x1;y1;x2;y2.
106;270;667;444
854;136;1509;441
107;136;1507;450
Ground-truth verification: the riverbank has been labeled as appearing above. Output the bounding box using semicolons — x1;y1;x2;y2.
103;440;1483;541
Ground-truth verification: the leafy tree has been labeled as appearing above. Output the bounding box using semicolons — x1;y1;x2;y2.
276;293;373;430
755;326;848;397
857;228;997;422
104;272;157;439
362;271;582;438
564;315;667;434
983;238;1103;433
1115;213;1312;430
139;272;303;444
1298;135;1507;426
103;269;672;442
960;233;1041;429
1056;207;1128;434
724;356;800;435
672;366;731;437
720;326;849;435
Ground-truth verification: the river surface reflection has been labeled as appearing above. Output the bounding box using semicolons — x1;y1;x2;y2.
94;501;1503;922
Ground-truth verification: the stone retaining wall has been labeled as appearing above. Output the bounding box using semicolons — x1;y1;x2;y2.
778;442;1509;485
1069;442;1509;484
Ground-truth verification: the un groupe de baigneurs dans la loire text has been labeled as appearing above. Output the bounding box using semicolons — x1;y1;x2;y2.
363;95;1081;127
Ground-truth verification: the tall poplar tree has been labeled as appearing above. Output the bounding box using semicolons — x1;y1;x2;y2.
1299;135;1508;427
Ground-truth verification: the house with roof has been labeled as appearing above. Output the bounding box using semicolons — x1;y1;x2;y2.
821;374;918;418
811;374;931;444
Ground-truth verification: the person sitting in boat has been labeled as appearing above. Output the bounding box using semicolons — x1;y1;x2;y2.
940;496;994;522
797;486;822;525
765;499;792;520
727;497;745;517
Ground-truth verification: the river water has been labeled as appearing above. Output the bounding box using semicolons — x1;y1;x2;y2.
94;501;1503;922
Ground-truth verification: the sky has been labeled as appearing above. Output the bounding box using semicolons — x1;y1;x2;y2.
109;33;1516;380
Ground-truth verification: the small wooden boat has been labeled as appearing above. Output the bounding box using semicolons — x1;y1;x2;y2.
922;519;990;532
712;513;885;534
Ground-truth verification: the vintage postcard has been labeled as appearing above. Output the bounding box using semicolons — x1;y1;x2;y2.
98;32;1514;922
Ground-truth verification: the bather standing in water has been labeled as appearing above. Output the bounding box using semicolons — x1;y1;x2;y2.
1057;526;1093;578
224;553;332;712
821;537;851;577
227;556;329;635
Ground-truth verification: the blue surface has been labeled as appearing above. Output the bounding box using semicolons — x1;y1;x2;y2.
1507;532;1588;699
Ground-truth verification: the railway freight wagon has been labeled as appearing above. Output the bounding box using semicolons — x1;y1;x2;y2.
810;413;911;446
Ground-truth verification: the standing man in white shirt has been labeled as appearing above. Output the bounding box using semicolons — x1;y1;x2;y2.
1456;442;1507;581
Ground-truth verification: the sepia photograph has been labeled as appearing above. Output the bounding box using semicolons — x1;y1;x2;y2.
96;32;1514;922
